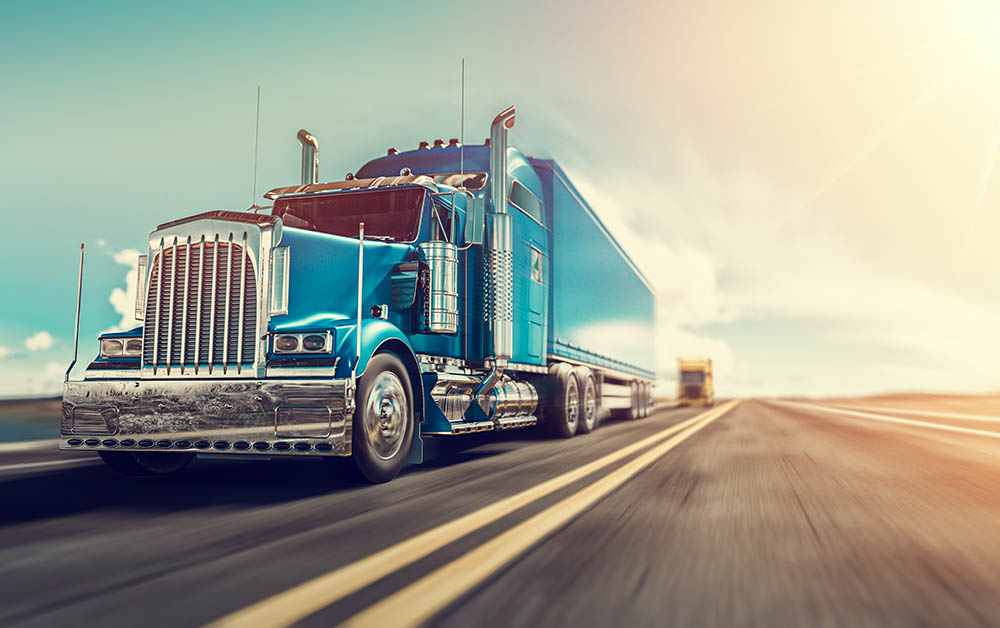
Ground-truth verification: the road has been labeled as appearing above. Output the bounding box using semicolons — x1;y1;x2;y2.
3;396;1000;627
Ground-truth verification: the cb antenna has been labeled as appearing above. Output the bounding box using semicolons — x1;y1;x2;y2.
460;58;465;180
250;84;262;211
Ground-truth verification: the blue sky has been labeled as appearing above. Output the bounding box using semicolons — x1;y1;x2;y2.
2;0;999;397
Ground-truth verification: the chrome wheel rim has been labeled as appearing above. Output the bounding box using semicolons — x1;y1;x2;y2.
363;372;407;460
583;380;596;429
566;379;579;432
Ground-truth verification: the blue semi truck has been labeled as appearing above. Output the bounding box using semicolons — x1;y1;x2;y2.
61;106;655;483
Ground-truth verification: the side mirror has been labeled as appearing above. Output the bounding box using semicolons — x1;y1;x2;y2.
464;196;485;245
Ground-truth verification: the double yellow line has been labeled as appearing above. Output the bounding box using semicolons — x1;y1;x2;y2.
208;400;740;628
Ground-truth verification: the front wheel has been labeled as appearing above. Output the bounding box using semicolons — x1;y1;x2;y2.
348;352;414;484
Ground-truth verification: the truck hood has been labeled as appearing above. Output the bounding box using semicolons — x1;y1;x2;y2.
271;226;415;330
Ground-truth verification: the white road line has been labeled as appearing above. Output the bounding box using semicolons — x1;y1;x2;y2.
0;458;99;473
833;404;1000;424
780;401;1000;440
0;439;59;453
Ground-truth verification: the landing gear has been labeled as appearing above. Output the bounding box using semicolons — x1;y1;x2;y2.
99;451;195;476
344;352;414;484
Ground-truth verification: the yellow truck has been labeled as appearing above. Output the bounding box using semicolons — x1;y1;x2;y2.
677;358;714;406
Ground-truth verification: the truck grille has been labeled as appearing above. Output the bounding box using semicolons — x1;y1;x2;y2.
143;234;258;374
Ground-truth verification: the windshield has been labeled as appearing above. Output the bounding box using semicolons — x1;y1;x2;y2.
273;188;424;241
681;371;706;384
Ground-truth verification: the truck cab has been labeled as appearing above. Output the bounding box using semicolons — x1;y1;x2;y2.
677;358;714;406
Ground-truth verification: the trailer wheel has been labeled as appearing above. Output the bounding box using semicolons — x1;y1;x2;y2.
575;369;598;435
639;382;649;418
347;352;414;484
629;381;640;420
99;451;194;476
544;364;579;438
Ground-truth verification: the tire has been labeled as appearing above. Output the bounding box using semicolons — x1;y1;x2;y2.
629;381;640;421
575;368;598;435
640;382;650;418
545;364;580;439
99;451;194;476
348;352;414;484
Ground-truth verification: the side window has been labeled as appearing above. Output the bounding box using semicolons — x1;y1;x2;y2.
510;180;544;225
530;247;544;284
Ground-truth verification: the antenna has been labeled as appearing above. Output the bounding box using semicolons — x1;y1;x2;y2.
251;84;261;210
460;58;465;179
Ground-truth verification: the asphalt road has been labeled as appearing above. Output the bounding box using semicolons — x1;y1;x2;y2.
3;396;1000;627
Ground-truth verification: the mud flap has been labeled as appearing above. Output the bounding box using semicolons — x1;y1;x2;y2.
407;422;424;465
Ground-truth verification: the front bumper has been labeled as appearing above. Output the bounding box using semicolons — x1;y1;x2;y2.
61;378;353;456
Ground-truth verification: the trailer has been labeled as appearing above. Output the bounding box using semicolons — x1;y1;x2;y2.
61;106;656;483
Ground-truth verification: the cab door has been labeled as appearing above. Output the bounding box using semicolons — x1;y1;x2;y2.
509;179;548;364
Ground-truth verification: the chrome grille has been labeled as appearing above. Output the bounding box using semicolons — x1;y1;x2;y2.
143;234;258;374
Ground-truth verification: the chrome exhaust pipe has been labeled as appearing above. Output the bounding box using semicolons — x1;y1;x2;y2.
472;106;516;413
297;129;319;185
485;106;515;365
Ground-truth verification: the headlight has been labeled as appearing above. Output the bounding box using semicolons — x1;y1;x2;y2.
272;332;331;354
101;337;142;358
100;339;123;358
274;335;300;352
302;334;327;351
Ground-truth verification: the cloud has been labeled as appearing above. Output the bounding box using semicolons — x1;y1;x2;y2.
105;248;142;334
25;331;54;352
0;346;9;361
561;147;1000;397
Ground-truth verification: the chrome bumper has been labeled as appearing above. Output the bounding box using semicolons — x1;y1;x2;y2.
61;378;354;456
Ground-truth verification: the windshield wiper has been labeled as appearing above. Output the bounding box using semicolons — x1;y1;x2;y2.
363;234;395;242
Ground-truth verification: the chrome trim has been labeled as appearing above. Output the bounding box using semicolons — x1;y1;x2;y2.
180;236;191;372
209;233;219;372
271;331;333;354
266;363;339;379
237;231;248;374
355;222;364;380
66;243;84;382
134;253;147;321
298;129;319;185
167;236;178;374
486;105;516;366
418;241;459;333
82;368;142;379
223;232;234;371
496;415;537;430
269;246;290;316
194;235;205;371
62;378;351;456
141;217;273;379
153;238;164;375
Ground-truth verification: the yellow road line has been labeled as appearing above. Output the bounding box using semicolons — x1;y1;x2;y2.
206;404;733;628
341;400;740;628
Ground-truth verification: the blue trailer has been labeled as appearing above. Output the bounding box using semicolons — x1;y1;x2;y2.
62;107;656;483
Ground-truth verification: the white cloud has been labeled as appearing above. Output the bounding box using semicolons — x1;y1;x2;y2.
562;148;1000;397
105;248;142;334
0;346;9;361
0;360;66;398
25;331;54;352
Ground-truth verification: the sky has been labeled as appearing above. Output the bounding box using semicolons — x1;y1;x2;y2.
1;0;999;398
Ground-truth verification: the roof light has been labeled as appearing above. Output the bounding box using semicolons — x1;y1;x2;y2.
387;147;398;155
433;139;444;148
418;141;431;150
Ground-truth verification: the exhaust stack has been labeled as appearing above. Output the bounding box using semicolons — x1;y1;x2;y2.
297;129;319;185
485;106;516;365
